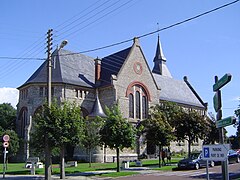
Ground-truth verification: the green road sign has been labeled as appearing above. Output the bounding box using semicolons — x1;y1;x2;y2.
213;91;221;112
213;73;232;91
216;116;236;128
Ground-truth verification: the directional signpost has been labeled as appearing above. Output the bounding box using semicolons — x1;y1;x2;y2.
213;90;222;112
213;73;232;92
216;116;236;128
213;73;232;180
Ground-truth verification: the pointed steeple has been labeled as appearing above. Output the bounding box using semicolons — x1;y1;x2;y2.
88;89;107;118
152;35;172;78
154;35;166;62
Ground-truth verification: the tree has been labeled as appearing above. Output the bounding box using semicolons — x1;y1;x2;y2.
142;104;175;167
100;105;135;172
0;103;19;161
235;108;240;146
0;103;17;130
156;102;182;127
31;100;84;179
228;135;239;149
203;113;220;144
81;116;103;167
174;109;207;157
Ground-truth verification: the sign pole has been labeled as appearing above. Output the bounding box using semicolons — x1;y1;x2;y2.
214;76;229;180
3;147;6;179
206;160;209;180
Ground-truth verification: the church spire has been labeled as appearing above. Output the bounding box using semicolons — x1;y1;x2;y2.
154;35;166;62
152;35;172;78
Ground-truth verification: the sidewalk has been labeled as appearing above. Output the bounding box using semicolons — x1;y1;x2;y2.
2;167;158;180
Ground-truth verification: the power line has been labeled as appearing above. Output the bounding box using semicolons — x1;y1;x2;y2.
57;0;240;57
1;0;239;61
58;0;134;40
56;0;113;38
0;57;45;61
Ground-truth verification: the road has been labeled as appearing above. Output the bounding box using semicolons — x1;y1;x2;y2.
116;163;240;180
2;163;240;180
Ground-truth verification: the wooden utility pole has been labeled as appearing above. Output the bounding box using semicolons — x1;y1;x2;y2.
45;29;53;180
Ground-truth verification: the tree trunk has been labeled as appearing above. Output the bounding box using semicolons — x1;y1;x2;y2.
116;147;120;172
45;138;51;180
137;135;140;160
60;145;65;179
158;145;162;168
188;139;191;158
88;148;92;168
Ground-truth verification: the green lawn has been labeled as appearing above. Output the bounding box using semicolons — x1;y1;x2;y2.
0;158;180;177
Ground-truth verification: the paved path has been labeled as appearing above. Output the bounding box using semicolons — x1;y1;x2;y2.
3;164;240;180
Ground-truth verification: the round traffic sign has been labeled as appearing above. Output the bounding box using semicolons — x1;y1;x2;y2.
3;134;10;142
3;142;9;148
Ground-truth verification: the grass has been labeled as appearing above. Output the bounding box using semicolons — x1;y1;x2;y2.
0;158;180;178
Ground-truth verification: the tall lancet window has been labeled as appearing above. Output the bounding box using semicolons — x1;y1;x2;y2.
142;96;148;119
126;82;150;120
129;93;134;118
136;91;140;119
18;107;28;137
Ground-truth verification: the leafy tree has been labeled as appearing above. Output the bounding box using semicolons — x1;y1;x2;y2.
203;113;220;144
0;103;17;130
81;116;103;167
235;108;240;146
31;100;84;179
100;105;135;172
142;104;175;167
228;135;239;149
174;109;207;157
156;101;182;126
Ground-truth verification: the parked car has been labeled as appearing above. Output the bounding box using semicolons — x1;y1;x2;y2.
228;149;240;164
178;152;215;170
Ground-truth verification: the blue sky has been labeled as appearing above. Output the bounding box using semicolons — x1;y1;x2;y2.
1;0;239;136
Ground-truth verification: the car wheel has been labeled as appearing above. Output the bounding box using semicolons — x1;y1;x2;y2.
236;157;240;163
209;161;215;167
195;163;200;170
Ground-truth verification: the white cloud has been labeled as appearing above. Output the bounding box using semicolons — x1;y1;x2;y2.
0;87;19;108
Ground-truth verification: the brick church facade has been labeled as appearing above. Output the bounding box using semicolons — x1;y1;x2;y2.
16;36;207;162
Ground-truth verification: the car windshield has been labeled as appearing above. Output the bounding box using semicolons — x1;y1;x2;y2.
189;153;200;159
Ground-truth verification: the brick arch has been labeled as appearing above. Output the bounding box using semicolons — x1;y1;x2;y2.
126;81;151;101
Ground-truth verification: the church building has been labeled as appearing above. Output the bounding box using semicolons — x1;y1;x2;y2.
16;36;207;162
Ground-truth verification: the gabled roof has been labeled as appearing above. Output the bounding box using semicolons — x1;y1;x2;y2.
100;47;131;85
153;74;205;108
18;49;95;89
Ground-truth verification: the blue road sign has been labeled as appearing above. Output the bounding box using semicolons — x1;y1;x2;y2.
203;147;210;158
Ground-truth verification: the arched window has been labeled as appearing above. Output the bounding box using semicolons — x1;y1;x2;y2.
129;93;134;118
19;107;28;138
126;82;150;120
136;91;140;119
142;96;148;119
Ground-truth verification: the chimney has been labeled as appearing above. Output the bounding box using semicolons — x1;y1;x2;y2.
94;57;101;86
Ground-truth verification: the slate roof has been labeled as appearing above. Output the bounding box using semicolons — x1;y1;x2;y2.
19;49;95;89
153;73;205;108
100;47;131;85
